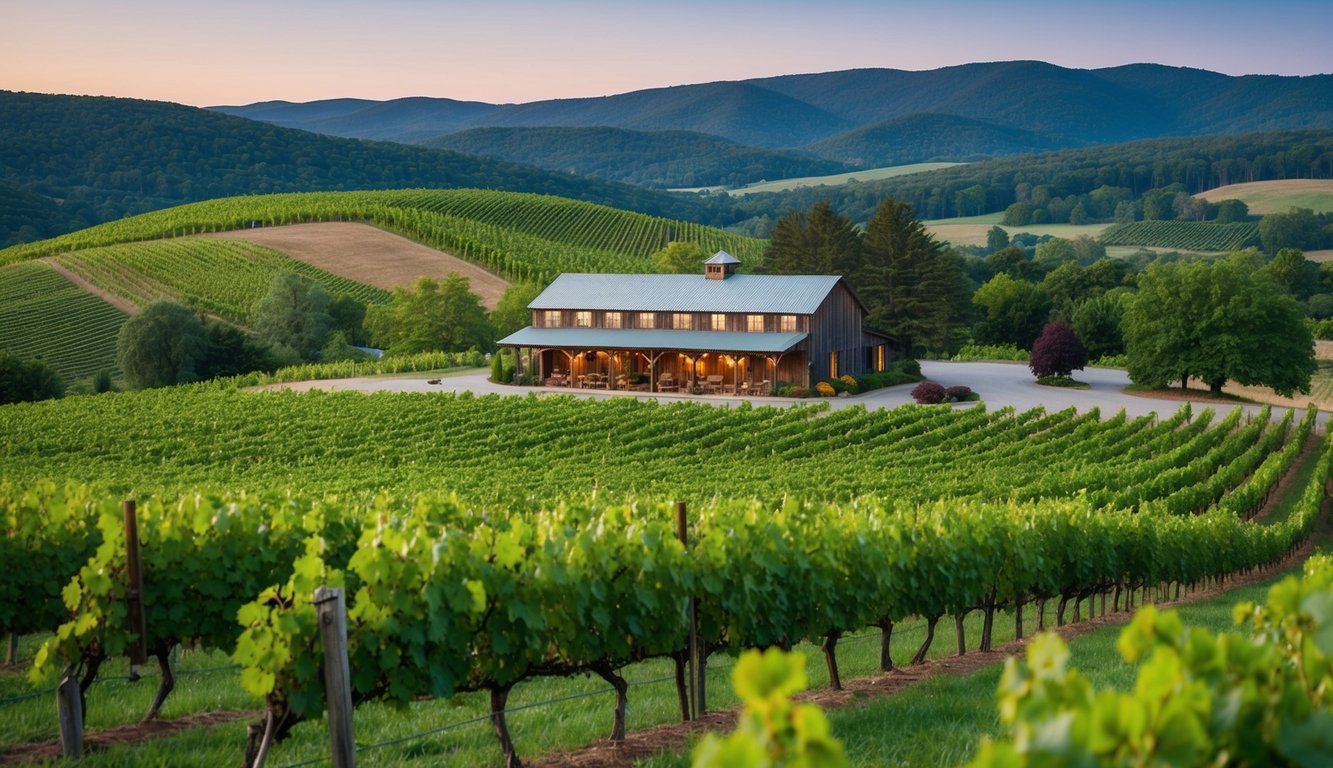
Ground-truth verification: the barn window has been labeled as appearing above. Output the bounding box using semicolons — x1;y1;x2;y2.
575;311;592;327
711;313;726;331
746;315;765;332
638;312;655;329
779;315;797;332
672;313;692;330
604;311;622;329
544;310;562;327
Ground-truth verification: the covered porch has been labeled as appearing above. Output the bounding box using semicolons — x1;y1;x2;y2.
496;328;809;394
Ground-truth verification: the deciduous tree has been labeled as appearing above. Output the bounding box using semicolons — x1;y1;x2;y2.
365;274;494;355
0;351;64;403
251;272;333;359
1029;321;1088;378
490;282;545;338
651;241;709;274
972;274;1052;349
1124;260;1314;396
116;300;208;389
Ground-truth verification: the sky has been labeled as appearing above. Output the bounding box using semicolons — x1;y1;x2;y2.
3;0;1331;107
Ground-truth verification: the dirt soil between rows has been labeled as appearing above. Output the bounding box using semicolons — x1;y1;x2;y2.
207;222;510;309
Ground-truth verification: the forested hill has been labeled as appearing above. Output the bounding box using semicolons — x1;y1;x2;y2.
730;129;1333;225
424;127;850;188
214;62;1333;158
0;91;736;247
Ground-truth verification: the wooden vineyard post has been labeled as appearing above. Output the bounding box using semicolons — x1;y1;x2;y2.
5;632;16;665
677;501;705;719
124;500;147;667
57;667;83;758
315;586;355;768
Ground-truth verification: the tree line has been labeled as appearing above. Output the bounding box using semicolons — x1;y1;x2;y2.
765;200;1319;397
728;130;1333;229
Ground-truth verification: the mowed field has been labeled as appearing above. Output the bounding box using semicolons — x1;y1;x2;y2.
208;221;511;309
923;212;1112;248
1196;179;1333;214
713;162;963;196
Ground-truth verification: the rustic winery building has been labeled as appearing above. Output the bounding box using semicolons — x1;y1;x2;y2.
496;252;890;393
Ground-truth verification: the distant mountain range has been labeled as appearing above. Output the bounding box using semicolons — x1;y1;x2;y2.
212;61;1333;179
0;90;736;247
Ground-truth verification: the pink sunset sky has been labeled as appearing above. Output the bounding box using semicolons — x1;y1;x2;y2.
3;0;1331;107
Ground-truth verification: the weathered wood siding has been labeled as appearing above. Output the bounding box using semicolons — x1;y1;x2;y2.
807;282;865;382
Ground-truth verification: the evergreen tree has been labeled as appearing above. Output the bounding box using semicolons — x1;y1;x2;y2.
858;198;970;356
759;201;860;276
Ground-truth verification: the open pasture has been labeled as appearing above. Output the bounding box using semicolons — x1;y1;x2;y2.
1196;179;1333;214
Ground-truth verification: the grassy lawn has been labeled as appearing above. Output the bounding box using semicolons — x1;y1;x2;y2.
0;593;1146;766
639;562;1307;768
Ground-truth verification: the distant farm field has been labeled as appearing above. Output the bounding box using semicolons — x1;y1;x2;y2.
923;213;1111;248
1196;179;1333;214
0;261;126;383
714;162;963;196
208;222;511;309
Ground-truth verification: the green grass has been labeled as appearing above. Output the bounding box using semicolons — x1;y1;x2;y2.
0;593;1145;766
718;163;963;196
0;261;126;384
639;567;1297;768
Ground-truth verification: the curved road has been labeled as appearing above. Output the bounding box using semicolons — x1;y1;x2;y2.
271;361;1303;424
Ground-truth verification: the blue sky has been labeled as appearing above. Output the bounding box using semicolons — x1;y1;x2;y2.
3;0;1330;106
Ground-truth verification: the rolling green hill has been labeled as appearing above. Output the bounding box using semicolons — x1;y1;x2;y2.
0;189;766;282
0;261;126;384
52;239;391;325
423;126;850;188
803;113;1064;168
0;91;738;247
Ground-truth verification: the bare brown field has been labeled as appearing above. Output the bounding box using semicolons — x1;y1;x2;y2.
207;222;510;309
1196;179;1333;215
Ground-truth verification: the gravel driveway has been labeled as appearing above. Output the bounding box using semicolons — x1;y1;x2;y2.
270;361;1307;424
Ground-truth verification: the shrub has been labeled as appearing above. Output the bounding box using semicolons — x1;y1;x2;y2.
944;385;973;401
1029;321;1087;379
815;381;837;397
896;358;922;377
952;344;1028;362
787;386;809;398
911;381;946;404
838;374;859;393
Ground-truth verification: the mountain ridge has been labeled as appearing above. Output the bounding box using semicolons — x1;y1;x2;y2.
209;61;1333;163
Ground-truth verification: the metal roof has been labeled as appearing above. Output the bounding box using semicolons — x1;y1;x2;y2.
704;250;741;265
497;327;807;354
528;273;842;314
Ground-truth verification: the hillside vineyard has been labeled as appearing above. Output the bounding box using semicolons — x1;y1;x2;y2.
3;387;1325;763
